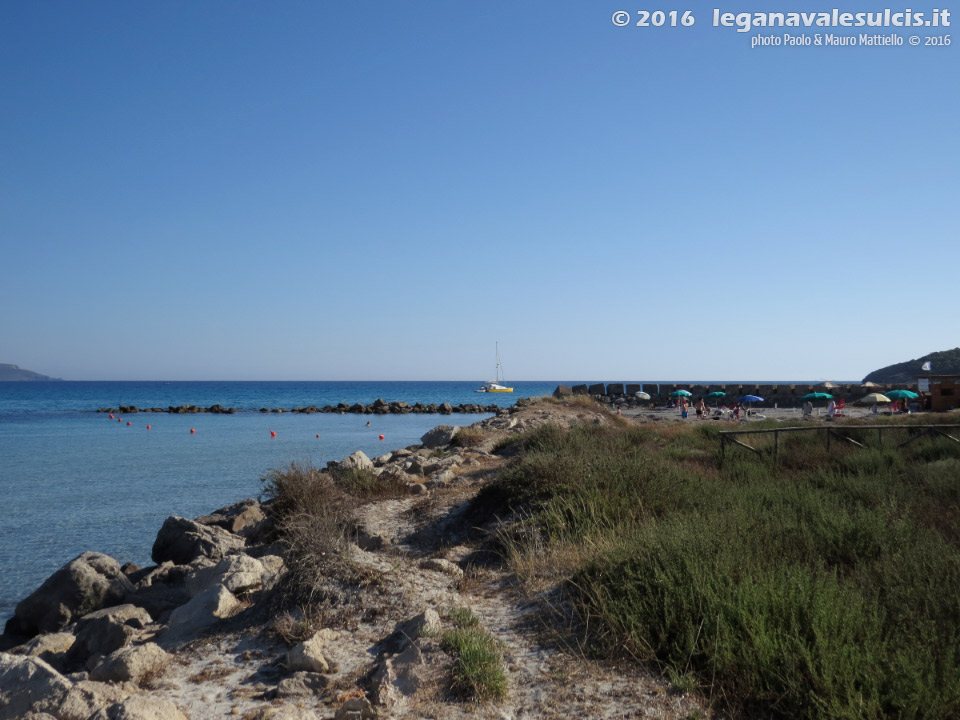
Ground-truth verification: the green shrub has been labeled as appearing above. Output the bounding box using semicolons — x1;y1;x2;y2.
485;422;960;718
442;608;507;702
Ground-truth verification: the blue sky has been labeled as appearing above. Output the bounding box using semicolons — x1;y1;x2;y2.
1;2;956;381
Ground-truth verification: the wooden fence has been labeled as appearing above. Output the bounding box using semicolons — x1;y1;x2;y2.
719;424;960;462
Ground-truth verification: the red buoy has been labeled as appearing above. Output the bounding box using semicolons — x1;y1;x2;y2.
316;434;320;438
190;428;196;434
109;413;115;419
270;430;277;438
126;421;131;426
146;425;151;430
117;418;122;423
379;434;384;440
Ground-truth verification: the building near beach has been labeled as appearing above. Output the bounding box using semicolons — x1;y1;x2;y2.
918;374;960;412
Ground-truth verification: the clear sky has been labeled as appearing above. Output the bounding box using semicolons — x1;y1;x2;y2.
1;2;956;381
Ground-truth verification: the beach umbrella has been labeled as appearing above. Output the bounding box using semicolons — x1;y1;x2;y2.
634;391;651;400
705;390;726;408
801;392;833;401
885;389;919;400
669;390;692;397
860;393;891;404
738;395;764;415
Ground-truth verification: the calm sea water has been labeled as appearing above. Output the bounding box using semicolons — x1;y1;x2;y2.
0;381;561;628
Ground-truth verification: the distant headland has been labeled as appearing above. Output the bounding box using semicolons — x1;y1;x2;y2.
863;347;960;384
0;363;62;381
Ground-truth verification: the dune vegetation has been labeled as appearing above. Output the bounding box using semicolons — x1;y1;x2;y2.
481;415;960;718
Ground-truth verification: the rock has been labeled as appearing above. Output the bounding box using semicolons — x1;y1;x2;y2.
124;563;191;619
89;643;171;685
0;652;73;719
433;469;457;484
276;670;331;698
606;383;625;396
151;516;245;565
258;554;286;581
10;632;76;666
55;680;129;720
66;605;152;668
370;641;442;707
438;403;453;414
5;553;134;639
184;555;266;598
380;610;441;656
87;695;186;720
335;697;377;720
162;586;239;646
419;558;464;580
339;450;373;471
420;425;460;449
286;633;330;674
194;498;269;540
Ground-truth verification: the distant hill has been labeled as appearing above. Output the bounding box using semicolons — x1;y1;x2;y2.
863;348;960;384
0;363;62;381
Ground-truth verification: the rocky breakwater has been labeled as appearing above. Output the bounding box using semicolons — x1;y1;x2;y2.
96;399;500;415
0;401;543;720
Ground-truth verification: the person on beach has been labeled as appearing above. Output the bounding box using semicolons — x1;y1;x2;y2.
826;399;836;419
695;398;705;419
803;400;813;418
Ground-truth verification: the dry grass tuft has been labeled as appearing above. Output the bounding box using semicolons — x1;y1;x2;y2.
137;656;172;690
272;605;328;646
187;661;235;685
453;426;486;448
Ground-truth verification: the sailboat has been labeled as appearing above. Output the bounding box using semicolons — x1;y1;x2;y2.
475;343;514;393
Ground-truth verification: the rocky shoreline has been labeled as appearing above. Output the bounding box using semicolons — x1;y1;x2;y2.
4;398;708;720
96;399;500;415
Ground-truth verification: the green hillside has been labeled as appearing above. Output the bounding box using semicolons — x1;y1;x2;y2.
863;347;960;384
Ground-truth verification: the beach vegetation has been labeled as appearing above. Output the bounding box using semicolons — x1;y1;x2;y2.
477;417;960;718
452;426;486;448
441;607;507;702
260;461;403;606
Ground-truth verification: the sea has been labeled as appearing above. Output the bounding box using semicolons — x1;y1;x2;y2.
0;380;561;629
